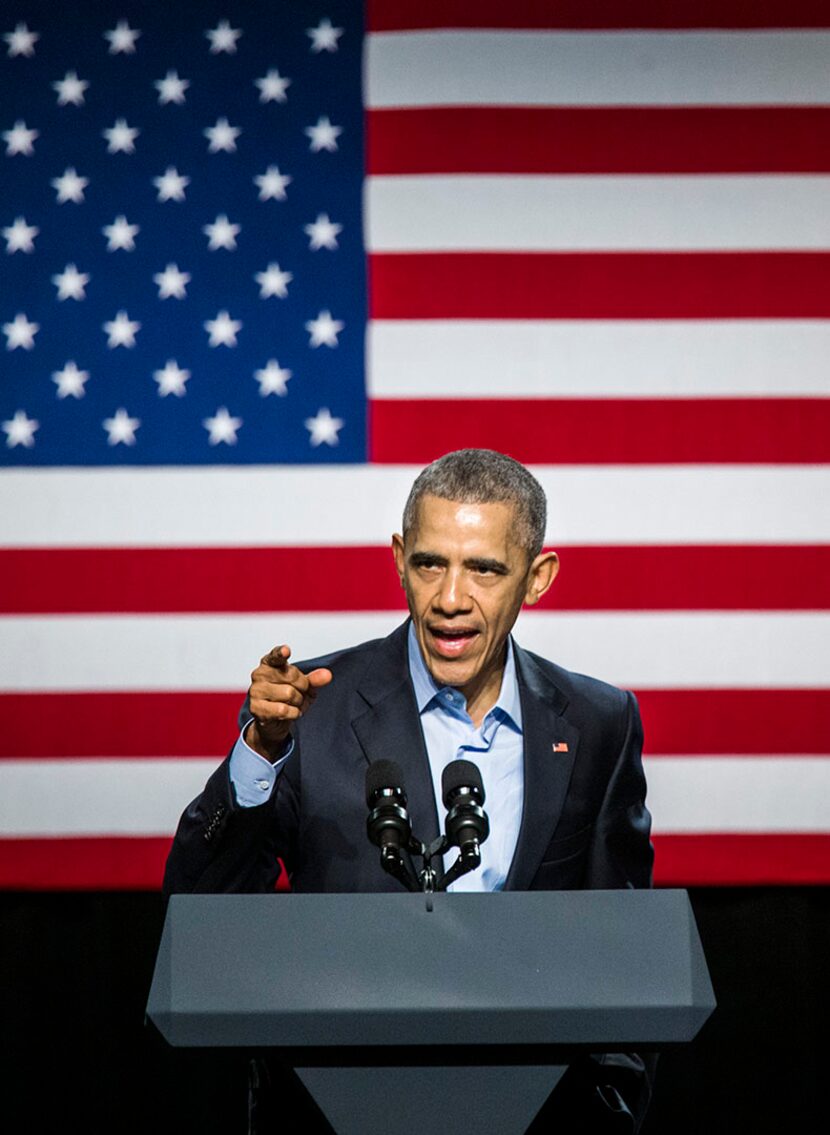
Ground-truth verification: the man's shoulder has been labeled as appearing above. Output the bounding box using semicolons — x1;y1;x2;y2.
296;621;408;681
515;642;633;717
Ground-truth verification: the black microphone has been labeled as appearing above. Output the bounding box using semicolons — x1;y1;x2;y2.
441;759;490;871
365;760;419;891
366;759;412;851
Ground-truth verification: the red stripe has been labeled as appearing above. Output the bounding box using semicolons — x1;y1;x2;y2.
2;689;828;759
0;836;174;890
0;692;242;758
0;547;405;615
1;833;828;889
367;0;830;30
652;833;830;885
370;398;830;464
369;252;830;319
638;690;830;756
3;545;828;614
368;108;830;175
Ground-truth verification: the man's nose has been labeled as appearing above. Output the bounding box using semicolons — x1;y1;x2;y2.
433;568;471;613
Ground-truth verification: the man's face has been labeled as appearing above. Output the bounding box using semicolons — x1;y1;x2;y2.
392;495;557;707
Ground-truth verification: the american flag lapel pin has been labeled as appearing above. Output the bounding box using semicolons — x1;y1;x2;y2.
552;742;569;753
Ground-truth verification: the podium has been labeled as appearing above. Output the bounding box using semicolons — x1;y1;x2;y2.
147;889;715;1135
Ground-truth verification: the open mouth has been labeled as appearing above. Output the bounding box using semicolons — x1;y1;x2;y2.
428;626;480;658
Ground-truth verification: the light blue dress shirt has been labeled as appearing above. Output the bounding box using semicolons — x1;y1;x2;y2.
406;623;524;891
229;624;525;891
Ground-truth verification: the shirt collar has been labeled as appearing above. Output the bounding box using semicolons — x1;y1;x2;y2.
407;620;522;730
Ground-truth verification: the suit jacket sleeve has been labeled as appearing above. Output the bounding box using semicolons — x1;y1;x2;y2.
584;688;653;890
162;742;300;896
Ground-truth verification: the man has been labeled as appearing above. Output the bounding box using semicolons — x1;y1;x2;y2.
164;449;654;1130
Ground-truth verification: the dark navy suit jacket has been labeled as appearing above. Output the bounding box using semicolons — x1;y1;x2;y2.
163;620;656;1130
163;620;652;896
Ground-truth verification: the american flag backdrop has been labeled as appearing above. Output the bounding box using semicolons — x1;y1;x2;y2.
1;1;828;888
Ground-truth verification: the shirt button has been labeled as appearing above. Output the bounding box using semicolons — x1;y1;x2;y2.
256;779;270;791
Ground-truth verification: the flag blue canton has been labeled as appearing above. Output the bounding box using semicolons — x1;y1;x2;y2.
0;1;367;465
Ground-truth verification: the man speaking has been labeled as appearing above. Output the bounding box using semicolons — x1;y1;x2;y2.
164;448;654;1130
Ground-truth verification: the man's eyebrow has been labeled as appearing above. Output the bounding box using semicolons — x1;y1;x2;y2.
465;557;509;574
409;551;447;567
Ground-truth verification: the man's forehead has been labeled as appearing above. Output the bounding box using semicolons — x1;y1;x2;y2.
405;495;518;546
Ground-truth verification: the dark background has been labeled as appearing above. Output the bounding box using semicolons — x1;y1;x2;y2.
2;886;827;1133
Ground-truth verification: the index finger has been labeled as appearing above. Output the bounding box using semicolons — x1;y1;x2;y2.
261;644;292;669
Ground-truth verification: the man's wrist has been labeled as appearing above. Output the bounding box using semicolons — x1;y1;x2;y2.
242;719;292;764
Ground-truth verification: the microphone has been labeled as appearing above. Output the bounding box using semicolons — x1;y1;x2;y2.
441;759;490;873
365;760;419;891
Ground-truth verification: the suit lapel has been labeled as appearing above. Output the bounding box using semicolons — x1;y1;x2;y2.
505;644;580;891
349;623;440;845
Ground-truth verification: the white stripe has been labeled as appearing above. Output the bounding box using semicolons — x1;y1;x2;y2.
2;756;827;837
645;757;830;833
368;320;830;398
0;759;218;836
0;613;827;691
366;31;830;108
2;466;828;546
366;175;830;251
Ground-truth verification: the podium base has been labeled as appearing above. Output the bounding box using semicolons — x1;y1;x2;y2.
295;1064;566;1135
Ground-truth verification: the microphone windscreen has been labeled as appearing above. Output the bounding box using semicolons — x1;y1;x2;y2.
365;759;406;805
442;759;485;807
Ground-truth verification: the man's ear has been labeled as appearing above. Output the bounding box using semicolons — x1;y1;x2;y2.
391;533;406;586
524;551;559;607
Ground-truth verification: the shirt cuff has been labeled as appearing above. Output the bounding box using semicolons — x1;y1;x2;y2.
229;720;294;808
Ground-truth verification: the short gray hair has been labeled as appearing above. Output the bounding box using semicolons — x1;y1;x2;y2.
402;449;547;558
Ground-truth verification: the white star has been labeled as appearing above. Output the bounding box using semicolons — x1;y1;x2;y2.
204;117;241;153
203;214;240;251
52;263;90;301
255;360;292;397
52;71;88;106
305;309;344;348
155;70;189;105
203;406;242;445
305;407;344;447
205;20;242;54
104;20;141;55
255;262;292;299
3;313;38;350
103;118;139;154
3;120;38;156
3;216;38;254
4;23;39;58
204;310;242;348
2;410;39;448
307;18;344;54
153;263;190;300
103;311;140;349
305;116;341;153
103;215;140;251
254;165;291;202
154;359;191;397
255;69;291;103
153;166;190;202
103;408;140;445
304;213;342;251
52;167;88;204
52;361;90;399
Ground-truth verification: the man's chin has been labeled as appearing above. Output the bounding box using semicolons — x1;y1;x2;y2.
424;652;477;690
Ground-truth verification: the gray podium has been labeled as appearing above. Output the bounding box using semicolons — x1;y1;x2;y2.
147;890;715;1135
